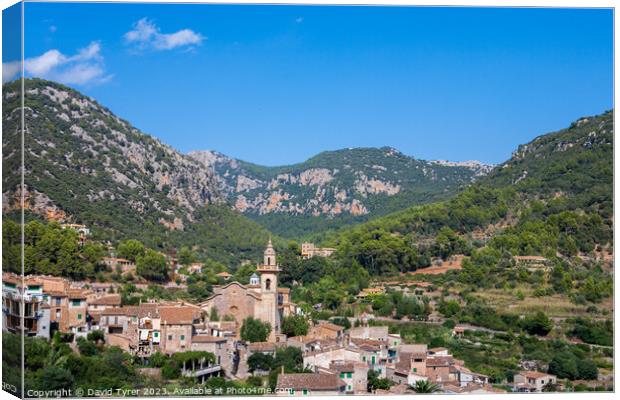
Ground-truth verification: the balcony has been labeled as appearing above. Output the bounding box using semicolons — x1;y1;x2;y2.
181;364;222;379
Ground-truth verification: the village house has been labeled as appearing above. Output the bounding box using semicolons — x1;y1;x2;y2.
88;282;119;295
60;223;90;236
441;382;506;394
319;361;369;394
349;338;388;373
386;344;428;386
101;306;137;336
134;303;163;356
86;294;121;331
247;341;278;356
159;305;202;354
276;372;347;396
62;288;88;337
513;371;557;392
300;242;337;259
384;343;490;390
426;355;457;382
303;346;363;371
288;335;329;353
87;294;122;312
187;263;204;274
216;271;232;281
2;273;90;338
191;335;231;371
452;325;467;337
309;321;345;341
450;364;489;387
348;325;389;342
428;347;449;357
102;257;136;275
2;274;51;338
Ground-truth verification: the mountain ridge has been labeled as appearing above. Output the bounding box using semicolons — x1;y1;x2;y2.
189;146;495;237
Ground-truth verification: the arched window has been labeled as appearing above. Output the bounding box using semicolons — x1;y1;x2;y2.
265;279;271;290
267;257;271;265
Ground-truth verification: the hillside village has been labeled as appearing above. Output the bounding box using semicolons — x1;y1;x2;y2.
4;231;608;395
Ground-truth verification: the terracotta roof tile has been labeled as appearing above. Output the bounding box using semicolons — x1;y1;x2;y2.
248;342;277;352
102;306;133;316
426;356;454;367
316;322;344;332
329;362;355;373
159;306;200;325
90;294;122;306
193;335;227;343
517;371;554;379
276;373;346;391
66;289;88;299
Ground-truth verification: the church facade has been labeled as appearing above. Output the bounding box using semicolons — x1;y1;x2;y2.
199;240;296;342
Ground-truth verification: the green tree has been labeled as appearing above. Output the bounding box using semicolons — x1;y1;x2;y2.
548;352;579;380
136;249;168;281
36;365;74;391
367;369;391;392
522;311;553;336
86;330;105;344
240;317;271;343
116;239;145;262
76;337;98;356
439;299;461;318
247;353;274;372
281;315;309;337
577;359;599;380
273;347;304;372
178;246;195;266
331;317;351;330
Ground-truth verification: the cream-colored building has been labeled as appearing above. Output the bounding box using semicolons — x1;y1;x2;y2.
513;371;557;392
301;243;336;259
199;240;295;342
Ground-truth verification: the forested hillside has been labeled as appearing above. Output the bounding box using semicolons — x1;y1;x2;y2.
2;79;272;265
322;111;613;276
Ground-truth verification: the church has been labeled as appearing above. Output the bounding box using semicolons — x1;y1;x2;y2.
199;240;296;342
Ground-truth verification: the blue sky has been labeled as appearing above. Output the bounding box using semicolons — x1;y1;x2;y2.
4;3;614;166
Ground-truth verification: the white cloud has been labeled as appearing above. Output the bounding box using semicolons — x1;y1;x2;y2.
24;50;67;75
55;64;109;86
124;18;204;51
125;18;157;43
2;61;21;83
155;29;203;50
2;41;111;85
74;42;102;61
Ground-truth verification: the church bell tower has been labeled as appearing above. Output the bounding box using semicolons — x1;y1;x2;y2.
256;239;280;341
